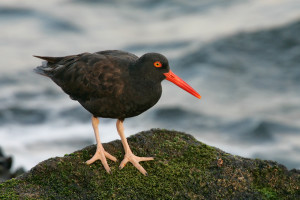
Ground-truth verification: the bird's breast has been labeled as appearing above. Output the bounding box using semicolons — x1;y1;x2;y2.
120;81;162;117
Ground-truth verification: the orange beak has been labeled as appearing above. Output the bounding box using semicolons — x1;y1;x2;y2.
163;70;201;99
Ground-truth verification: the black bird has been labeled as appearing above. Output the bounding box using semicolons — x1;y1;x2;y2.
34;50;201;175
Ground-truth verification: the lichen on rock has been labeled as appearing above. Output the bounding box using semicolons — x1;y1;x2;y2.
0;129;299;199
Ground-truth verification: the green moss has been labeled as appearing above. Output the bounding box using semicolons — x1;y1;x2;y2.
0;179;20;199
0;129;299;199
258;188;277;200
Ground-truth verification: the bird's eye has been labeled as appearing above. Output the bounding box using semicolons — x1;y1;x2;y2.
154;61;162;68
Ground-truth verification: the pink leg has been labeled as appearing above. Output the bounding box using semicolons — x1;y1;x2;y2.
86;116;117;173
116;119;154;176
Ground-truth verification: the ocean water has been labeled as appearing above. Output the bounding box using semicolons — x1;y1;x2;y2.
1;0;300;171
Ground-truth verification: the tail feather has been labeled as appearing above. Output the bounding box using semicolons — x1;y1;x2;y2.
33;55;64;63
33;55;62;77
33;54;80;77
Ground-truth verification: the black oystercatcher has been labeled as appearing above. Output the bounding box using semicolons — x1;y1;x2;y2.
34;50;201;175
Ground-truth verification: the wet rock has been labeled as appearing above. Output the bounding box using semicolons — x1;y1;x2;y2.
0;148;25;183
0;129;299;199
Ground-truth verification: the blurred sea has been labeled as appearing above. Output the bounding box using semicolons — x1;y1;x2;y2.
1;0;300;171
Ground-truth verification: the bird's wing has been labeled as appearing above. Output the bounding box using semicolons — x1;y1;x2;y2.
34;51;136;101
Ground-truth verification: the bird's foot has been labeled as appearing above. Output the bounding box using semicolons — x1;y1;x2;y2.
86;147;117;174
119;153;154;176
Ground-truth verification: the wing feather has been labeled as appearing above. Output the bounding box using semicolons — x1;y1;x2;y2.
34;51;136;102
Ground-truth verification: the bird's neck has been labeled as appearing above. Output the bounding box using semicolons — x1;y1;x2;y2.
127;69;162;106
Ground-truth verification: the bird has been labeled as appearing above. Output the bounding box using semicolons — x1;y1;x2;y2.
34;50;201;176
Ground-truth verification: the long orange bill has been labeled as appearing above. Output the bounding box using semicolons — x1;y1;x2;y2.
163;70;201;99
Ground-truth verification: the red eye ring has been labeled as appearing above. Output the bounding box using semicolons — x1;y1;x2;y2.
154;61;162;68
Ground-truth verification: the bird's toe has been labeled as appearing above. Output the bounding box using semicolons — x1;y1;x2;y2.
86;149;117;173
119;153;153;176
104;151;117;162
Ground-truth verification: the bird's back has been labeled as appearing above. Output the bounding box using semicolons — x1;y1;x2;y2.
34;50;143;118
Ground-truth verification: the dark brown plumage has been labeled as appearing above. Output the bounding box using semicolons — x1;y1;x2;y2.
34;50;200;175
34;50;170;119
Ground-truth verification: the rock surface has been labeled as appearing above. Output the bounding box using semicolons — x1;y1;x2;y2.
0;129;299;199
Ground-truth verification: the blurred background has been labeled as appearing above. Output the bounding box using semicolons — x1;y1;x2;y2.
0;0;300;174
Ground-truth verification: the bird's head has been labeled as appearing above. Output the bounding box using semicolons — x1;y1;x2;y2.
136;53;201;99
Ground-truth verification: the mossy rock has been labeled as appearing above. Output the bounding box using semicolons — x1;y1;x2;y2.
0;129;299;199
